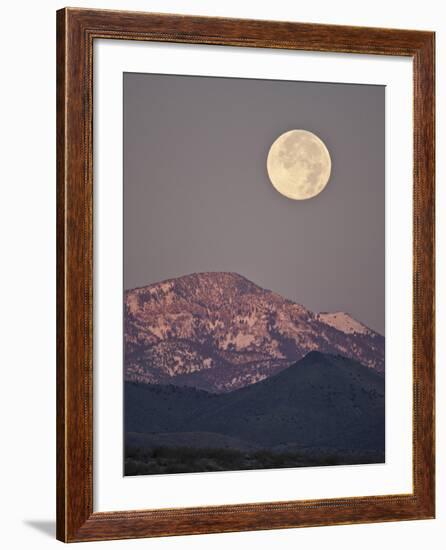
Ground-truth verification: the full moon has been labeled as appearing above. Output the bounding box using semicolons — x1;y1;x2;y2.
267;129;331;200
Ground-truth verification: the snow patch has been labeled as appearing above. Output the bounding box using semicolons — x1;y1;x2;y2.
317;312;370;335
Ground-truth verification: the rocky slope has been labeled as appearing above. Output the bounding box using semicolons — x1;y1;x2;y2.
125;272;384;392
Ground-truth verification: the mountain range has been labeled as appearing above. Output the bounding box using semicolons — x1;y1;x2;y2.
124;272;384;393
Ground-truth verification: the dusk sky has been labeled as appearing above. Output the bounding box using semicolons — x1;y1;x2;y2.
124;73;385;334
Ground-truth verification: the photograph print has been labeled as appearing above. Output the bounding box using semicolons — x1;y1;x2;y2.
123;72;385;477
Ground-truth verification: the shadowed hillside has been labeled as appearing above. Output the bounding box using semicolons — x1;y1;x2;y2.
124;351;385;475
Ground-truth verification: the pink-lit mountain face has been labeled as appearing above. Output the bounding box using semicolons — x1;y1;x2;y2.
124;273;384;393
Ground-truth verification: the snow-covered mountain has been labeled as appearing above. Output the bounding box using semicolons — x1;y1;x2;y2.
124;272;384;393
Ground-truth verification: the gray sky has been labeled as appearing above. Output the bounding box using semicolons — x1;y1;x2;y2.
124;73;385;334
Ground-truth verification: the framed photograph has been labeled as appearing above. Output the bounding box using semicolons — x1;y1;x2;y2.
56;8;435;542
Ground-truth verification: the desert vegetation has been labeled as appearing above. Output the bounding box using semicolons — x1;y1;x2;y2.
125;445;383;475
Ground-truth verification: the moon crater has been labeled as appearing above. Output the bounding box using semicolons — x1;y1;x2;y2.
267;130;331;200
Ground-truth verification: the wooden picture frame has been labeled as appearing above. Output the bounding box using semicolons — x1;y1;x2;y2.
56;7;435;542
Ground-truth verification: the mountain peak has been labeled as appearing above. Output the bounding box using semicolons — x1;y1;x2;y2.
316;311;373;336
128;272;260;295
302;350;327;361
